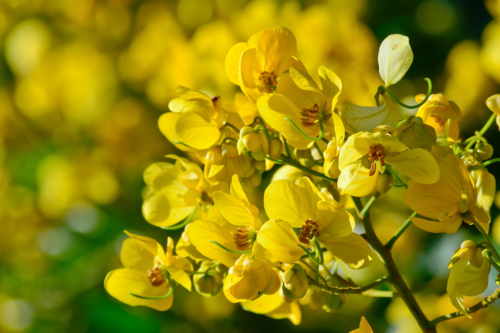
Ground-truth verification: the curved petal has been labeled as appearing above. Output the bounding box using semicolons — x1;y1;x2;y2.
316;201;354;239
239;47;262;103
257;94;317;150
387;148;440;184
264;179;316;227
230;174;249;205
318;66;342;112
266;300;302;325
341;94;400;135
337;162;378;197
254;26;297;75
276;71;322;112
403;180;455;220
165;265;192;291
257;220;304;263
410;215;462;234
143;162;179;192
225;42;247;85
187;220;240;268
213;191;255;227
378;34;413;87
175;111;220;150
338;133;371;170
321;233;372;269
158;112;191;152
120;237;156;272
241;290;283;314
104;269;173;311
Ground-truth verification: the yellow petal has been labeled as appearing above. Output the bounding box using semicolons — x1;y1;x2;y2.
378;34;413;86
239;47;261;103
386;148;440;184
321;233;372;269
410;215;461;234
264;179;316;227
242;290;283;314
230;174;249;205
257;220;304;263
341;94;400;135
257;94;317;150
187;220;240;268
254;265;280;295
254;26;297;75
225;42;247;85
165;265;192;291
338;133;371;170
158;112;191;152
175;110;220;150
266;300;302;325
486;94;500;115
318;66;342;112
315;201;354;239
120;237;156;272
276;71;322;112
143;162;179;192
337;162;378;197
213;191;255;227
104;269;173;311
123;231;164;261
472;169;496;215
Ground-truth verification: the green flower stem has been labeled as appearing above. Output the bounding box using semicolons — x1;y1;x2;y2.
428;288;500;328
360;192;381;218
352;196;433;332
209;240;252;255
464;113;497;151
284;118;325;141
162;205;198;231
128;275;173;300
470;218;500;263
298;244;322;266
385;212;418;250
264;156;284;164
484;250;500;273
300;247;327;259
254;125;271;139
313;236;324;264
280;155;336;182
174;140;194;149
223;122;240;133
385;164;408;189
306;275;393;295
315;263;319;284
300;259;327;284
282;134;292;158
380;78;432;109
469;158;500;171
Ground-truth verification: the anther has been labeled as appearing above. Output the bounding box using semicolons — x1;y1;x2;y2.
301;104;320;127
148;263;165;287
234;226;252;251
259;71;277;93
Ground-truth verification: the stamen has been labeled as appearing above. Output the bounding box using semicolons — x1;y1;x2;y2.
234;226;252;250
299;219;320;244
367;145;385;172
301;104;320;127
259;71;277;93
148;263;165;287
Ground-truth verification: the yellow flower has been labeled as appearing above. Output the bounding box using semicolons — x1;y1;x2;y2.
104;231;193;311
471;168;496;219
142;155;209;228
350;316;373;333
486;94;500;115
223;255;280;303
378;34;413;87
204;146;252;185
226;26;297;103
403;154;490;234
175;223;208;262
415;93;462;135
257;65;345;150
447;240;491;315
341;93;400;135
188;175;263;268
158;86;226;150
258;177;372;268
242;274;302;325
338;132;440;197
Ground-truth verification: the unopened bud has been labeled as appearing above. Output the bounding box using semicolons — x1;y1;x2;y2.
194;261;223;297
253;159;266;171
309;286;326;311
280;266;309;302
206;147;225;165
476;143;493;161
258;131;269;155
243;173;262;188
242;132;261;153
243;164;256;178
221;143;239;158
268;138;283;159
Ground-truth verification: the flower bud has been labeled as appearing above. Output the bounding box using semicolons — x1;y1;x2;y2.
221;142;239;158
193;261;223;297
309;286;326;311
280;266;309;302
242;131;262;152
258;131;269;155
243;172;262;188
323;294;345;313
476;143;493;161
253;159;266;171
243;164;256;178
486;94;500;116
206;147;225;165
268;137;283;159
376;172;393;194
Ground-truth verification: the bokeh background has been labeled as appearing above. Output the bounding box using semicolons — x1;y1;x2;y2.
1;0;500;332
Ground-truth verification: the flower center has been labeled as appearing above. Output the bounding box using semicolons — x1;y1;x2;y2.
301;104;320;127
234;226;252;250
367;145;385;176
148;262;165;287
259;71;277;93
298;219;319;244
430;114;447;126
212;96;219;107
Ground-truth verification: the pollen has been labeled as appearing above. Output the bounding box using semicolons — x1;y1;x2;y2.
298;219;320;244
148;262;165;287
301;104;320;127
368;145;385;176
259;71;277;93
234;226;252;250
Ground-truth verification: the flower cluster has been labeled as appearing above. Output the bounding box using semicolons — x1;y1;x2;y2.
105;27;500;331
